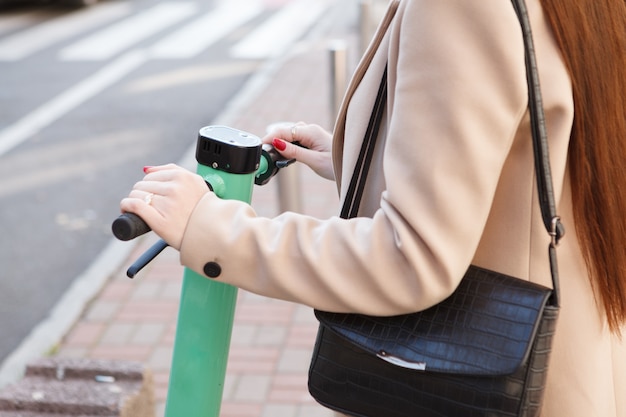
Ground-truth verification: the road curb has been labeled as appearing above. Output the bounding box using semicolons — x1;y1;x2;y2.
0;238;137;387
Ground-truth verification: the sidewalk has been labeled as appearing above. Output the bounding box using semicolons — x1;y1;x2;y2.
53;18;357;417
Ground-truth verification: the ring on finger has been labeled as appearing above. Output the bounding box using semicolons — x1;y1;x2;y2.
291;125;298;142
144;193;154;205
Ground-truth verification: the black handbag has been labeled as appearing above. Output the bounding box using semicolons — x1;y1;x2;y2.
307;0;564;416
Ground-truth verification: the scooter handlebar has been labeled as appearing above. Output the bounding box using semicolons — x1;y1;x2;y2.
112;212;151;241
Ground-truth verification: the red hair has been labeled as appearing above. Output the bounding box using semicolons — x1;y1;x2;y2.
540;0;626;333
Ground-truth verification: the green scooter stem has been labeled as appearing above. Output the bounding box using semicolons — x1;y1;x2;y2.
164;126;264;417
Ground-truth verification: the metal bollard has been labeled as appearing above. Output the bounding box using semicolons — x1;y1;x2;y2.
359;0;374;56
358;0;388;55
328;40;348;121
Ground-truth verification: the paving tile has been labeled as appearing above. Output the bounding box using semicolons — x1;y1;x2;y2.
155;401;166;417
293;305;319;323
254;325;288;347
152;370;170;387
262;404;297;417
90;345;152;361
130;323;166;345
147;265;185;282
268;385;317;404
223;373;239;401
297;404;336;417
84;300;120;322
232;375;272;402
130;281;163;300
154;383;168;403
276;348;314;373
56;346;88;358
147;346;174;371
160;281;183;299
235;303;295;324
98;280;133;301
227;347;280;373
116;299;179;321
221;402;263;417
62;322;104;347
273;374;308;388
287;324;319;347
100;322;135;345
230;324;258;346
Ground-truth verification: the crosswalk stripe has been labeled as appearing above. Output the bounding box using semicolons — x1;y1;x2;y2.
0;50;148;157
149;0;264;59
230;0;330;59
58;3;197;61
124;61;260;93
0;3;132;61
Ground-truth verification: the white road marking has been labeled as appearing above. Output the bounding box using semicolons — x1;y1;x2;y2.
0;3;132;61
58;3;197;61
0;128;153;198
150;0;263;59
124;61;260;93
230;0;330;59
0;50;148;157
0;0;333;156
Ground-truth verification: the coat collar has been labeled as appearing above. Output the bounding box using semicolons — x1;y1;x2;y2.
331;0;400;192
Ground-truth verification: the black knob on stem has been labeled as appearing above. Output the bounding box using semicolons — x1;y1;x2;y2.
126;239;169;278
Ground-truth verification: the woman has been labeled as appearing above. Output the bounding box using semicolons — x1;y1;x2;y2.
121;0;626;415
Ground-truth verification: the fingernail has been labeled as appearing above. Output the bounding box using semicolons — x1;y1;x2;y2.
143;166;153;174
272;138;286;151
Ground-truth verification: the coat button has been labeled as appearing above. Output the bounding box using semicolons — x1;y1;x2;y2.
203;262;222;278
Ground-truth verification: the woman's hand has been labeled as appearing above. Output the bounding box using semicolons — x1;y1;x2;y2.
263;122;335;181
119;164;210;250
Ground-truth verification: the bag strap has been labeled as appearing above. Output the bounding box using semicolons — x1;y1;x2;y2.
340;0;563;306
340;64;388;219
512;0;563;306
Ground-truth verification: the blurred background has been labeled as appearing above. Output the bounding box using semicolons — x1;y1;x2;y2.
0;0;388;377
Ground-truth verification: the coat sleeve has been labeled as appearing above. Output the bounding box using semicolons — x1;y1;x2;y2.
179;0;529;315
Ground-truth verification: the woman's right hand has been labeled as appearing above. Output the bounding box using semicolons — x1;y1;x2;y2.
262;122;335;181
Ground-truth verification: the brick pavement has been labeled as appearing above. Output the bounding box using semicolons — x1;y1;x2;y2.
54;20;354;417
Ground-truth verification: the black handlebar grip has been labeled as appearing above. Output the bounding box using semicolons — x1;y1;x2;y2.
112;213;151;241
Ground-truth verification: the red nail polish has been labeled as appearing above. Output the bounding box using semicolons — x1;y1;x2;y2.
143;166;153;174
272;138;286;151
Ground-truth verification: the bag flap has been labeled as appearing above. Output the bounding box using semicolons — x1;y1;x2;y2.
315;266;553;376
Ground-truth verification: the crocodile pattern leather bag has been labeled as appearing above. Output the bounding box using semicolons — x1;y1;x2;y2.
307;1;564;416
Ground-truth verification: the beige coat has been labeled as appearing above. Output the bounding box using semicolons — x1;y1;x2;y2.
180;0;625;415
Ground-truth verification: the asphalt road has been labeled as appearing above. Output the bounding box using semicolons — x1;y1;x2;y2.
0;0;342;365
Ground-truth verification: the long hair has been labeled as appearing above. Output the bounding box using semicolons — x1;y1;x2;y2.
539;0;626;333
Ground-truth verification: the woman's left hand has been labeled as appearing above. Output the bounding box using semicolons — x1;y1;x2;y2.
119;164;210;250
262;122;335;181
